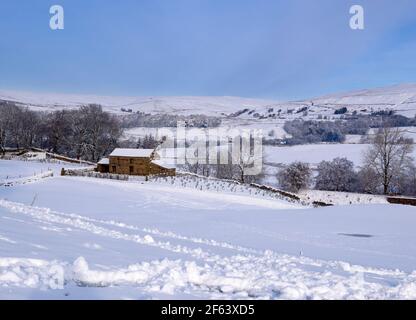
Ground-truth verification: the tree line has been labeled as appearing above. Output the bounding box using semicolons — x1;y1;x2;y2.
0;102;121;162
277;126;416;197
120;111;221;128
265;113;416;146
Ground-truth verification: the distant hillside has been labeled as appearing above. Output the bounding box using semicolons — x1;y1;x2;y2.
1;83;416;119
309;83;416;117
0;90;278;117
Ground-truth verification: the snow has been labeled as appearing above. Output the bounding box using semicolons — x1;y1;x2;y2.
298;190;387;206
3;84;416;120
312;83;416;113
1;159;416;299
97;158;109;165
368;127;416;141
344;135;364;144
151;160;176;170
265;143;416;171
109;148;154;158
233;83;416;120
124;120;291;142
0;160;84;181
0;90;279;117
265;144;370;167
0;170;54;187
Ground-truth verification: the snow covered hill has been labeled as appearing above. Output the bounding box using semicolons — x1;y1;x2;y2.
2;83;416;118
309;83;416;118
236;83;416;120
1;160;416;299
0;90;278;117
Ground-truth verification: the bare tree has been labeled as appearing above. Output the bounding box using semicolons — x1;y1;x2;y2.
69;108;90;159
0;104;11;154
4;105;24;148
231;136;264;183
137;134;160;149
44;110;72;153
401;164;416;196
67;105;121;161
18;108;41;148
356;166;380;194
0;103;122;161
82;105;121;161
0;103;41;150
215;155;235;180
363;126;414;194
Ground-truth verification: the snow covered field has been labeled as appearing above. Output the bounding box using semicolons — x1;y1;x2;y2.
0;160;86;181
124;119;291;142
1;160;416;300
265;143;416;168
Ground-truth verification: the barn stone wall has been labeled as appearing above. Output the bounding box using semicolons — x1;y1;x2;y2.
108;156;175;176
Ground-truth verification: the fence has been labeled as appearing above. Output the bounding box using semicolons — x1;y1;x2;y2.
387;196;416;207
176;171;243;185
250;183;301;201
62;168;129;181
0;170;54;187
249;183;333;207
29;148;96;165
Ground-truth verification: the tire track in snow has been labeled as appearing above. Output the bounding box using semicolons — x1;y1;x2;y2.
28;206;261;255
0;199;217;261
0;199;404;276
1;199;415;299
0;199;408;277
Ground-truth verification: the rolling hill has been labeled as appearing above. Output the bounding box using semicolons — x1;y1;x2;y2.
1;83;416;119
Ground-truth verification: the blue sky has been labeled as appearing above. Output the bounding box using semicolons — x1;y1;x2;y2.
0;0;415;100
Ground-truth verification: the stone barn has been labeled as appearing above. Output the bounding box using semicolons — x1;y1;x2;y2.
97;148;175;177
97;158;110;173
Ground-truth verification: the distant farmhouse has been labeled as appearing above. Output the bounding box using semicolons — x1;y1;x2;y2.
97;148;175;177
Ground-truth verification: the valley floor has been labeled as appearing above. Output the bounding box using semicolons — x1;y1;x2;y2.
0;160;416;299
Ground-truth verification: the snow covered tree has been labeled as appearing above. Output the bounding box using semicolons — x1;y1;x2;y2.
396;163;416;196
363;126;414;194
43;110;72;154
0;103;41;150
283;120;345;145
85;105;121;161
0;103;12;154
0;103;122;161
277;162;311;193
315;157;357;192
356;166;380;194
229;134;264;184
64;105;121;161
137;134;159;149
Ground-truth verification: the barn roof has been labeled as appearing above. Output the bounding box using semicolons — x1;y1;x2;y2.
151;160;176;169
109;148;155;158
98;158;109;165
